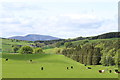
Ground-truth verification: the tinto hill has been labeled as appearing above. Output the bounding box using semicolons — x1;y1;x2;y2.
8;34;60;41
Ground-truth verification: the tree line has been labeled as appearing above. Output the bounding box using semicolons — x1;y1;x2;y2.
35;32;120;45
56;39;120;66
13;46;44;54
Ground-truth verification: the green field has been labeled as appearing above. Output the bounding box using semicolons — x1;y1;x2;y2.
1;38;119;54
1;37;119;78
1;38;33;53
43;47;64;54
2;53;118;78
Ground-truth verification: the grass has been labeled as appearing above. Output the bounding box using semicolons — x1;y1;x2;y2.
1;38;33;53
1;38;119;78
43;47;64;54
2;53;118;78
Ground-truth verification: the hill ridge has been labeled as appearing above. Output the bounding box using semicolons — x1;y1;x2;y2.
8;34;60;41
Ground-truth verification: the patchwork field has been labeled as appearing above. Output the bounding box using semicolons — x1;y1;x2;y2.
2;53;118;78
1;38;33;53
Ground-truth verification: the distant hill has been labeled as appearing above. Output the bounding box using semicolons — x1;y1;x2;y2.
73;32;120;40
8;34;60;41
90;32;120;39
35;32;120;45
7;32;120;42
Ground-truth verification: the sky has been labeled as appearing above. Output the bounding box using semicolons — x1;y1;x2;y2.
0;0;119;39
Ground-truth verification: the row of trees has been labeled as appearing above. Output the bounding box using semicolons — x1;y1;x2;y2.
100;40;120;66
35;32;120;45
57;44;101;65
57;40;120;66
13;46;43;54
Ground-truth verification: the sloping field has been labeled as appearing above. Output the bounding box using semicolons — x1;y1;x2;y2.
2;54;118;78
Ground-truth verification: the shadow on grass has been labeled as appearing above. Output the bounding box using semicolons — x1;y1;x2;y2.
2;53;71;64
2;53;53;60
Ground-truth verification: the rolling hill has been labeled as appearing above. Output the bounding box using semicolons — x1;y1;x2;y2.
2;53;118;78
8;34;60;41
1;32;119;79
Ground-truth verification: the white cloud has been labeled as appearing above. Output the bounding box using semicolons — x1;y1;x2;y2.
61;14;97;20
0;12;117;38
0;1;118;39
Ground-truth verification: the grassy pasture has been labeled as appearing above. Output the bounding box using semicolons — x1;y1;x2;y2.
1;38;119;78
1;38;119;53
2;54;118;78
43;47;64;54
1;38;33;53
